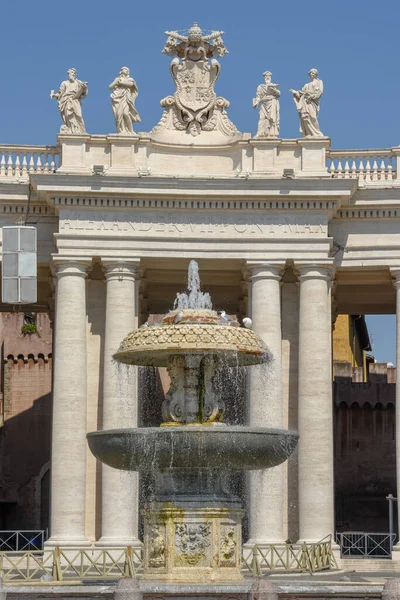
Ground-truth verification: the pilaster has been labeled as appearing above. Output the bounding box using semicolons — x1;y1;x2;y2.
57;134;91;174
297;137;331;178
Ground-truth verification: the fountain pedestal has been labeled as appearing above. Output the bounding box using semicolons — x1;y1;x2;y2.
143;505;243;582
143;468;243;582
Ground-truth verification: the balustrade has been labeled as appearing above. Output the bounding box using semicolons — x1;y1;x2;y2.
0;145;60;179
327;150;396;182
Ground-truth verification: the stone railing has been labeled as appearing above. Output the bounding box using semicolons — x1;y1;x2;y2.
327;149;397;182
0;145;60;179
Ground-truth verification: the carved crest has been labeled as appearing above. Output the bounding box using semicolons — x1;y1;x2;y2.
172;59;219;113
152;22;238;138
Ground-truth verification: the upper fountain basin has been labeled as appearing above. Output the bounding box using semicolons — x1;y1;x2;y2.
114;310;268;367
87;426;298;471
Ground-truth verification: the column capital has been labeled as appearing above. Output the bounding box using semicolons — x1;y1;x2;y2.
101;259;141;281
245;261;285;282
390;268;400;286
295;262;335;281
52;258;92;278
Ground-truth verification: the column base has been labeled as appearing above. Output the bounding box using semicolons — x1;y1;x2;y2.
391;543;400;560
44;536;92;549
95;537;142;548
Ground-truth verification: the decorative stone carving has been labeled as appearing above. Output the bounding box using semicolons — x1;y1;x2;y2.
109;67;141;134
115;319;268;367
50;68;88;134
152;22;238;139
203;356;224;423
253;71;280;138
220;526;237;566
148;523;166;568
162;355;186;423
290;69;324;137
175;523;211;566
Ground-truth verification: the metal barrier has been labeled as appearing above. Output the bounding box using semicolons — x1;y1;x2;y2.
0;531;46;551
242;535;337;575
0;546;143;583
0;538;336;583
336;532;396;558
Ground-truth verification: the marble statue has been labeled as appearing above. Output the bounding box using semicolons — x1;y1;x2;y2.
109;67;141;134
152;22;238;138
253;71;280;138
290;69;324;137
50;68;88;134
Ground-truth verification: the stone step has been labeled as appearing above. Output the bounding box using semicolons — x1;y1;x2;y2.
341;557;400;571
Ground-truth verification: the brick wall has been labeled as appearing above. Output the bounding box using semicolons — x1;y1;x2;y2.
0;312;52;531
334;362;396;533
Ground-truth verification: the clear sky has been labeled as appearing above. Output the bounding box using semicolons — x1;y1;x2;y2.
1;0;397;362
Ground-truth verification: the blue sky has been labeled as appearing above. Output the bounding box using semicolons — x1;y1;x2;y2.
1;0;397;362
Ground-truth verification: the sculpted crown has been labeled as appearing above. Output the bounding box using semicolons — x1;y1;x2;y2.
162;22;228;59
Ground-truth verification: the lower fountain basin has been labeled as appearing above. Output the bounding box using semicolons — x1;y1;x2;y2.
87;426;298;471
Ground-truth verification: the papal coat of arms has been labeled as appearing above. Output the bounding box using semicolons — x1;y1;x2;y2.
152;22;238;138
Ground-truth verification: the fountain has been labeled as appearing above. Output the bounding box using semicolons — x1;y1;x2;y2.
87;260;298;583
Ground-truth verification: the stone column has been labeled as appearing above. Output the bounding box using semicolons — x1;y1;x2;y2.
296;263;334;542
246;262;285;545
391;269;400;557
97;260;141;547
46;261;90;546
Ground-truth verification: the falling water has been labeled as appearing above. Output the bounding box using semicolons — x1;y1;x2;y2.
174;260;212;310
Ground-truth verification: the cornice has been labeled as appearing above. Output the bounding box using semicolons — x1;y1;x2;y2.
30;173;357;198
335;208;400;219
51;196;340;212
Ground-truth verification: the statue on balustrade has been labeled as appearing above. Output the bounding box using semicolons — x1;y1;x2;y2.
253;70;280;138
290;69;324;137
50;68;88;134
109;67;141;134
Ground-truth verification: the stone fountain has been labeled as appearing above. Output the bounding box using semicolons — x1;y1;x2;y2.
87;260;298;583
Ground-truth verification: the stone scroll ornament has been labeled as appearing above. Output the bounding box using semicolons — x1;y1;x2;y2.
50;68;88;134
152;22;238;137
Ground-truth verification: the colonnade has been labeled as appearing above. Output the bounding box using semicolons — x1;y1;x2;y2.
47;258;142;547
46;257;397;548
246;262;335;545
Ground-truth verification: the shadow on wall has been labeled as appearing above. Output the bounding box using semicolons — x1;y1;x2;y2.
0;354;52;532
334;364;396;534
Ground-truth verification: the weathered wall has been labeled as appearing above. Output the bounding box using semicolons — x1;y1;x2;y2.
334;362;396;533
0;312;52;531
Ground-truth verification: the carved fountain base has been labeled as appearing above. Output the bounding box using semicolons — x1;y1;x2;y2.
142;468;243;582
143;505;244;582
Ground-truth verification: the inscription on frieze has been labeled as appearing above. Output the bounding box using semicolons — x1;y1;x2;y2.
59;210;328;237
